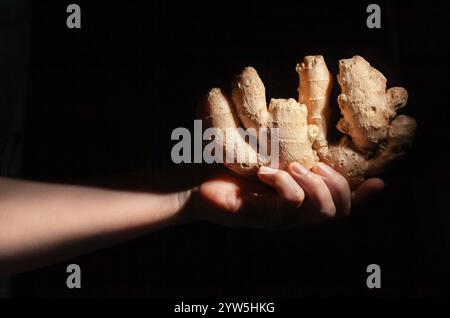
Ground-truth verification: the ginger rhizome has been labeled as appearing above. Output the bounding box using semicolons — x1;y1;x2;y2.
198;55;417;189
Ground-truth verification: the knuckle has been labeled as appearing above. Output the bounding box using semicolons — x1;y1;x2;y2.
308;173;324;187
278;169;291;180
342;204;351;217
319;203;336;218
332;174;350;193
274;170;291;186
287;188;305;207
339;200;352;217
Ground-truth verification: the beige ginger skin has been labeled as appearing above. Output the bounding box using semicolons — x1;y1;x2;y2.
199;55;417;189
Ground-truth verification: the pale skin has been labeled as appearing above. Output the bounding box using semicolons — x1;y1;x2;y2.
0;163;384;275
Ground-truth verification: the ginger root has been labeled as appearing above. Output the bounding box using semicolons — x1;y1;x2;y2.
198;55;417;189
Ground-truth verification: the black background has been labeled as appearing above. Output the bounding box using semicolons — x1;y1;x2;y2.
6;0;450;297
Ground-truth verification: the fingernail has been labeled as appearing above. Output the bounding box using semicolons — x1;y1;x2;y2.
258;166;277;175
314;162;334;177
290;162;309;175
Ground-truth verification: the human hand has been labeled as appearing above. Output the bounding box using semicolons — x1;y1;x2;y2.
183;162;384;229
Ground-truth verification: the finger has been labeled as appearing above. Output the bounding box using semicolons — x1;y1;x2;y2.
257;166;305;207
352;178;385;205
288;162;336;218
312;162;351;217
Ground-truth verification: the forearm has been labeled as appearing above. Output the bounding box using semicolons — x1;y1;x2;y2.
0;176;190;274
